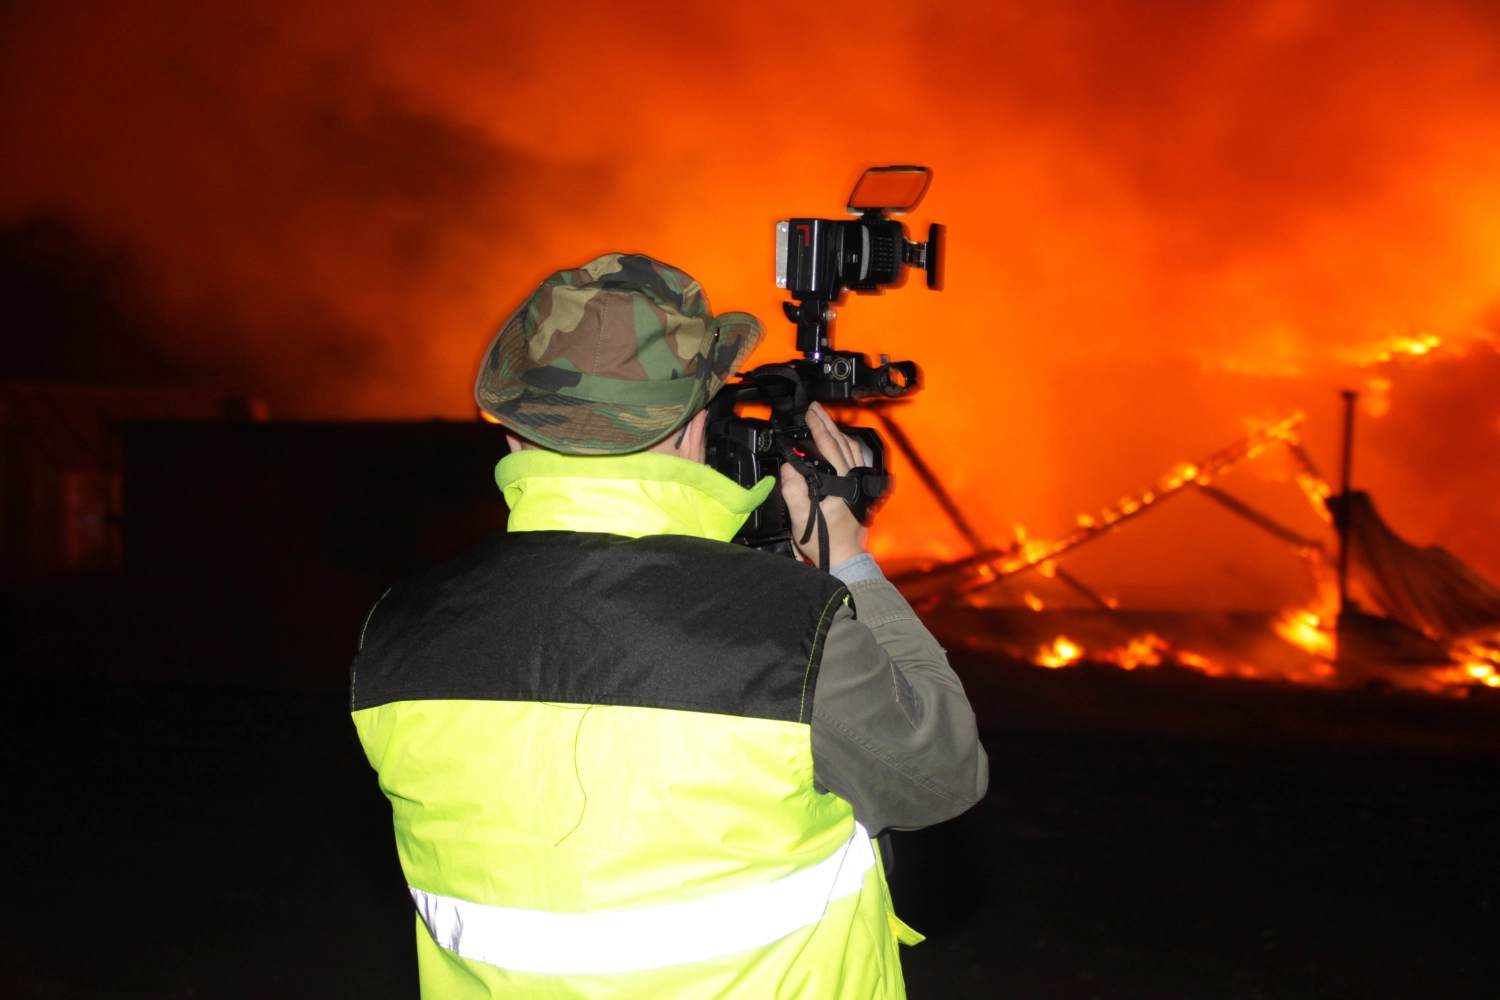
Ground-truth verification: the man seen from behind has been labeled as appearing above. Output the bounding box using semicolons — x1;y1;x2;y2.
350;253;988;999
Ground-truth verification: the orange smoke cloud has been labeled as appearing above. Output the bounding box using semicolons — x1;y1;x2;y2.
3;0;1499;602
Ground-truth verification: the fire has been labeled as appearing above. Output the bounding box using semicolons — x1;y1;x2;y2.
1295;471;1335;522
923;413;1313;599
1035;636;1083;669
1374;333;1442;362
1462;662;1500;688
1446;636;1500;689
917;399;1497;697
1100;633;1167;671
1273;609;1336;660
1027;632;1188;675
1021;628;1347;687
1174;650;1227;678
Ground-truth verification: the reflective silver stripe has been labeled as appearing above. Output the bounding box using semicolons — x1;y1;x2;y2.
411;823;876;975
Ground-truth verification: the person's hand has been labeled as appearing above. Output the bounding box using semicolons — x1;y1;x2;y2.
779;402;870;569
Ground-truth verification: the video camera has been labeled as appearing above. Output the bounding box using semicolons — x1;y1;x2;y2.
705;165;944;567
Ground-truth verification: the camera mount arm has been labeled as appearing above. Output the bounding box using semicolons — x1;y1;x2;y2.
781;298;834;358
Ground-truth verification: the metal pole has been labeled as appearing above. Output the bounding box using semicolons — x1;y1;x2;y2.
1337;390;1357;621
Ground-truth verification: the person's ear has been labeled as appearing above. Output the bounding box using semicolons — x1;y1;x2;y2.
684;409;709;463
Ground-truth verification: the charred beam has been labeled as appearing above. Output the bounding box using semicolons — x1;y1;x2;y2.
1193;483;1323;552
1049;565;1115;610
889;413;1308;600
871;407;989;553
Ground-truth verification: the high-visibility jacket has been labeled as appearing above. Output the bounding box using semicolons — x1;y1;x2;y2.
352;450;918;999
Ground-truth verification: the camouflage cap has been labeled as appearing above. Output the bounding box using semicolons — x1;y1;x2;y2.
475;253;764;455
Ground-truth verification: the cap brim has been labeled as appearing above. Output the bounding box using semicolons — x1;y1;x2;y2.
477;384;701;455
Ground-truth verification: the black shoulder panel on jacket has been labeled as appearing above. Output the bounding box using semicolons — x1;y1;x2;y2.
349;531;849;724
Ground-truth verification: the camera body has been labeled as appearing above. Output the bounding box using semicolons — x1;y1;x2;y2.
704;166;943;557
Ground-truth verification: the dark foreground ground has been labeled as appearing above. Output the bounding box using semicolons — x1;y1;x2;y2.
4;657;1497;1000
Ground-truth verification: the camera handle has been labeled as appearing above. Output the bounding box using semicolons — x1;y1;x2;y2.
751;365;882;572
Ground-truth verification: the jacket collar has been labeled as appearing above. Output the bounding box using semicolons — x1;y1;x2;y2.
495;450;775;543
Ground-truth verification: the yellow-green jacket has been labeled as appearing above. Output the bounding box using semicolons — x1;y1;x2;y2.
352;451;971;999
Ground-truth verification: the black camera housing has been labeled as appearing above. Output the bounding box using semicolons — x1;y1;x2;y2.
704;166;941;558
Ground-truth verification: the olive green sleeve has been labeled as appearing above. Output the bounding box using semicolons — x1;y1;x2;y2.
809;574;989;833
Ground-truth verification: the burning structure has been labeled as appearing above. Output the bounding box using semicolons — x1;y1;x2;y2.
886;387;1500;696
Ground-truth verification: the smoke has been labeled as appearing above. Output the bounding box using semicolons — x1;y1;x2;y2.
3;0;1499;601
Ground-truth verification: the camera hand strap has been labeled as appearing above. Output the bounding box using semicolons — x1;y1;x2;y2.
816;467;882;505
776;439;833;573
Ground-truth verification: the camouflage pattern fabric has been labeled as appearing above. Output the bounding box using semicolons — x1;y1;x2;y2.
475;254;764;455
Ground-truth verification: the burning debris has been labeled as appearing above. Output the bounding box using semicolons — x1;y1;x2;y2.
890;391;1500;698
892;412;1317;605
970;623;1338;687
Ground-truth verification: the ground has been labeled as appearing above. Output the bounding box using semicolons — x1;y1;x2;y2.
4;658;1497;999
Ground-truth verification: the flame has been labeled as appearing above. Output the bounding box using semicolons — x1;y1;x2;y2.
1174;649;1228;677
1446;636;1500;689
928;405;1496;696
1462;662;1500;688
1294;472;1335;522
1338;330;1450;368
940;413;1312;594
1035;636;1084;668
1273;609;1336;659
1026;632;1181;674
1022;628;1347;686
1374;333;1443;363
1100;633;1168;671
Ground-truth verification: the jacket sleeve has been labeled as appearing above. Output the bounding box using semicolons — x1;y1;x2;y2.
810;564;989;834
